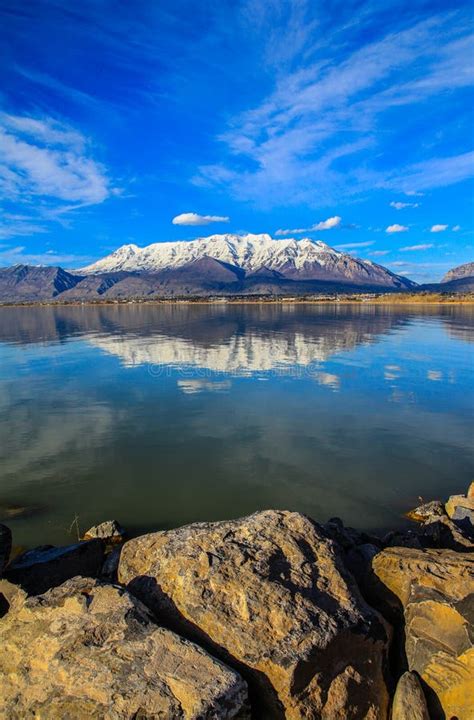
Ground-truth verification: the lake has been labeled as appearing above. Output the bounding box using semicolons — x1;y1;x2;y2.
0;303;473;548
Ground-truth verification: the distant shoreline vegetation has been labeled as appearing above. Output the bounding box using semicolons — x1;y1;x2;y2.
1;292;474;307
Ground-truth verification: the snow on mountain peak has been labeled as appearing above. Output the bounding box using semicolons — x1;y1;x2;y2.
82;233;342;274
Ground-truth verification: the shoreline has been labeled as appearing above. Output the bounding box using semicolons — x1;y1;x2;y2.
1;294;474;308
1;485;473;718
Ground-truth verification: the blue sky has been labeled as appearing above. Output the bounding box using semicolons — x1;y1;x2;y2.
0;0;473;282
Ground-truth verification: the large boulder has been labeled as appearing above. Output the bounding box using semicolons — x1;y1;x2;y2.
0;577;249;719
371;547;474;719
404;585;473;720
4;539;104;595
370;546;474;618
0;523;12;576
119;510;390;719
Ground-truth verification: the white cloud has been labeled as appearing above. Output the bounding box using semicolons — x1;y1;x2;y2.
276;216;341;236
336;241;374;250
172;212;230;226
369;250;390;256
386;224;408;233
0;114;111;205
390;201;419;209
400;243;433;251
430;224;448;232
452;225;461;231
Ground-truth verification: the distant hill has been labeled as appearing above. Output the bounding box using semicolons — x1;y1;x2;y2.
442;261;474;284
0;261;418;303
0;265;81;302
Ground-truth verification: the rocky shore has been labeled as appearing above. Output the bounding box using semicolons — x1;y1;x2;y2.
0;486;472;719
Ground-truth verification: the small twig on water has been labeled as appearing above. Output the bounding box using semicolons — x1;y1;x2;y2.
68;513;81;542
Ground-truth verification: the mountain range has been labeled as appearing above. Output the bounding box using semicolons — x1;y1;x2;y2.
0;235;472;302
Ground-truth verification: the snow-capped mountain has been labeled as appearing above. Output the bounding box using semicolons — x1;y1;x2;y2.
82;233;415;289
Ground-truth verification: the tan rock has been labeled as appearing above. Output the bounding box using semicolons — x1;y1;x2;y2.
371;547;474;611
391;672;429;720
404;585;473;720
445;494;474;519
468;481;474;500
0;578;27;617
119;510;390;719
0;577;249;719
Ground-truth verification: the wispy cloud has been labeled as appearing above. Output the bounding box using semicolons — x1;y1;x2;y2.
390;201;419;209
452;225;461;232
400;243;433;251
0;113;112;204
336;241;374;250
172;212;230;226
0;245;94;267
370;250;390;256
430;224;448;232
386;224;408;233
0;113;116;239
193;12;474;206
276;216;341;236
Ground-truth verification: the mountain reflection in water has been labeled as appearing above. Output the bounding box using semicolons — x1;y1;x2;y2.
0;303;472;547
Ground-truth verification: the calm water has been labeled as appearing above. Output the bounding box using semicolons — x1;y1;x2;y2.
0;303;473;548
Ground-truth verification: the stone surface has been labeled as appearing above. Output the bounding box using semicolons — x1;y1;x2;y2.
0;523;12;576
0;577;249;719
83;519;125;543
371;547;474;617
468;481;474;501
405;500;446;524
4;539;104;595
446;494;474;535
101;545;122;581
391;672;429;720
119;510;390;719
404;585;473;720
0;578;27;617
419;515;473;553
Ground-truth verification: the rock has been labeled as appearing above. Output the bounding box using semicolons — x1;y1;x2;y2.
101;545;122;581
381;530;423;549
406;500;446;524
119;510;390;719
0;577;249;719
0;523;12;576
445;494;474;535
83;519;125;543
0;578;26;617
391;671;429;720
371;547;474;618
404;585;473;720
322;517;383;552
420;515;473;553
468;481;474;501
4;539;104;595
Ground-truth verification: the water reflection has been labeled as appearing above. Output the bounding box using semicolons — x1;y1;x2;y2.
0;304;472;547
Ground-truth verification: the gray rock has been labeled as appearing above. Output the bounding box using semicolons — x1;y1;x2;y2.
4;539;104;595
83;519;125;543
0;523;12;576
101;545;122;581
